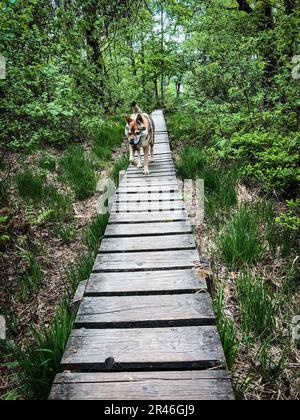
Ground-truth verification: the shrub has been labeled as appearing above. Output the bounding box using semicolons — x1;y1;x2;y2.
60;145;97;200
93;122;124;161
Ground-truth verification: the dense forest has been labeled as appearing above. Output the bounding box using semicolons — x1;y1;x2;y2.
0;0;299;400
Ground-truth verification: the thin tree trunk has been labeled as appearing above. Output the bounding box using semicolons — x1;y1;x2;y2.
160;4;165;107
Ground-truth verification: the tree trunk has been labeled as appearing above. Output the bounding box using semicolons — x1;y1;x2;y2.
160;5;165;107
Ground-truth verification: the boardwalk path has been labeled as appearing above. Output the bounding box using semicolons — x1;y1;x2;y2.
49;110;234;400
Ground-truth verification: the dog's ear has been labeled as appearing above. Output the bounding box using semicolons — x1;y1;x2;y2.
136;113;143;124
125;115;132;124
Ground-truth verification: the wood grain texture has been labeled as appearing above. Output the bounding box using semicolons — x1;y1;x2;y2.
105;221;192;237
100;234;195;252
49;370;234;400
86;269;207;296
111;200;185;213
93;249;199;272
116;192;182;202
60;326;226;371
75;294;214;328
108;211;188;224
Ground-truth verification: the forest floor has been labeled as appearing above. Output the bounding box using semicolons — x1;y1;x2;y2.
0;137;128;399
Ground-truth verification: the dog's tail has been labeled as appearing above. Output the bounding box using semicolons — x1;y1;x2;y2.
132;101;142;114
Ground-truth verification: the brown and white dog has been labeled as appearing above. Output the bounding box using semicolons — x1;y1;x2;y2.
125;102;155;175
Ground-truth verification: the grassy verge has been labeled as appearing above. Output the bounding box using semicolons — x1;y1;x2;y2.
169;111;300;400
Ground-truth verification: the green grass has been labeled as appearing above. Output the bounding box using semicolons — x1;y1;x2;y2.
93;122;124;161
84;213;110;252
237;272;276;340
176;147;238;222
16;170;47;204
6;301;75;400
18;252;43;301
219;205;263;269
38;154;57;172
112;154;129;187
214;288;239;370
60;145;97;200
256;340;287;384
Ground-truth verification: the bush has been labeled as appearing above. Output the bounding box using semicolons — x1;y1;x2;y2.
112;154;129;187
60;145;97;200
217;132;299;197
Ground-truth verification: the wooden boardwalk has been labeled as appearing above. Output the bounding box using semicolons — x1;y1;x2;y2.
49;110;234;400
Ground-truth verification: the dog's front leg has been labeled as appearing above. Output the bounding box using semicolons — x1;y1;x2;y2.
143;146;149;175
137;148;142;168
129;145;137;166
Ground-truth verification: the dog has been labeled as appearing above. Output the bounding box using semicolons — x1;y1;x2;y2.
125;102;155;175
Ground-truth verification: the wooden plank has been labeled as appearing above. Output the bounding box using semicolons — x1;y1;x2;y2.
93;249;199;272
109;211;188;224
86;269;207;296
75;294;214;328
127;166;175;173
111;201;185;213
50;371;234;400
100;234;196;252
60;326;226;371
116;192;182;202
105;221;192;237
117;185;179;194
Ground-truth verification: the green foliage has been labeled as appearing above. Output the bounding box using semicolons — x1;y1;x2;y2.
84;213;110;253
8;301;75;400
217;132;300;197
16;170;47;204
38;154;57;172
93;121;124;161
256;341;287;384
112;154;129;187
214;288;239;370
18;252;43;301
219;205;262;268
237;272;276;340
60;145;97;200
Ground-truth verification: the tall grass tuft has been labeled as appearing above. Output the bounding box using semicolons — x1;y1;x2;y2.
8;301;75;400
112;154;129;187
60;145;97;200
93;121;124;161
19;252;43;301
16;170;47;204
237;272;276;340
84;213;110;253
214;288;239;370
219;205;262;269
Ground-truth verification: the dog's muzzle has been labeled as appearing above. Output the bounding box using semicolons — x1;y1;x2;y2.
130;137;141;150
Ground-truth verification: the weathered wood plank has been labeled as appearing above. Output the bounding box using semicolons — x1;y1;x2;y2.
75;294;214;328
86;269;207;296
93;249;199;272
105;221;192;237
109;211;188;224
50;370;234;400
111;200;185;213
100;234;195;253
60;326;226;371
116;192;182;202
117;185;179;194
